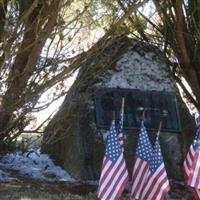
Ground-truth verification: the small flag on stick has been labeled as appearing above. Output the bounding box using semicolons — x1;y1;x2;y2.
131;121;153;199
97;118;129;200
140;136;170;200
187;136;200;188
183;118;200;199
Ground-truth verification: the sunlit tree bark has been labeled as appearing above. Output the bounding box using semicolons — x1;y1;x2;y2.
117;0;200;110
0;0;93;142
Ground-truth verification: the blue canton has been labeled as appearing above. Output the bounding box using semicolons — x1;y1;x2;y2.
193;126;200;150
150;137;163;173
195;115;200;128
105;121;122;162
136;121;153;162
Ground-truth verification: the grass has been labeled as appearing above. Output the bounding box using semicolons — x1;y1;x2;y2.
0;182;88;200
0;179;134;200
0;172;194;200
0;182;132;200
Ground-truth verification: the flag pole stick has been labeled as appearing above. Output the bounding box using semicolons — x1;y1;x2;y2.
121;97;126;140
157;120;163;137
112;111;116;121
141;109;145;121
121;97;125;114
121;97;125;126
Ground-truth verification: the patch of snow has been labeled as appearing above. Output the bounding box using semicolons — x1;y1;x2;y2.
0;150;75;182
102;130;110;141
89;122;97;132
87;100;95;110
84;180;98;186
96;46;176;92
0;169;16;182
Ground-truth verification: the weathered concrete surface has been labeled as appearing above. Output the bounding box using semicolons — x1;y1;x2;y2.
41;35;195;181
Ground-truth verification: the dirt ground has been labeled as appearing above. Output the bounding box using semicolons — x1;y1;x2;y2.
0;179;96;200
0;170;195;200
0;179;195;200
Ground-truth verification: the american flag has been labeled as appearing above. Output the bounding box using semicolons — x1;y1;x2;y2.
188;137;200;188
140;136;170;200
97;120;129;200
183;124;200;199
131;121;153;199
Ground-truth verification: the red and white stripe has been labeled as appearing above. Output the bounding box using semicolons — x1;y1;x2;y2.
140;163;170;200
188;151;200;188
131;157;150;199
183;145;200;199
182;118;200;199
183;145;195;177
97;153;129;200
193;189;200;200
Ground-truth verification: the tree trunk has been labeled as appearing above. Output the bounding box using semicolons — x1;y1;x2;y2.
0;0;61;141
41;36;191;180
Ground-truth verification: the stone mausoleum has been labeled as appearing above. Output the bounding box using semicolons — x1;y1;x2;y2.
41;35;196;181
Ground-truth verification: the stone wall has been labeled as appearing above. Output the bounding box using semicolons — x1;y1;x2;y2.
41;35;194;181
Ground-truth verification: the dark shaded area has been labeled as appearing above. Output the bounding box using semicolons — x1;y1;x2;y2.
0;172;194;200
94;88;181;132
41;35;131;180
41;35;195;182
